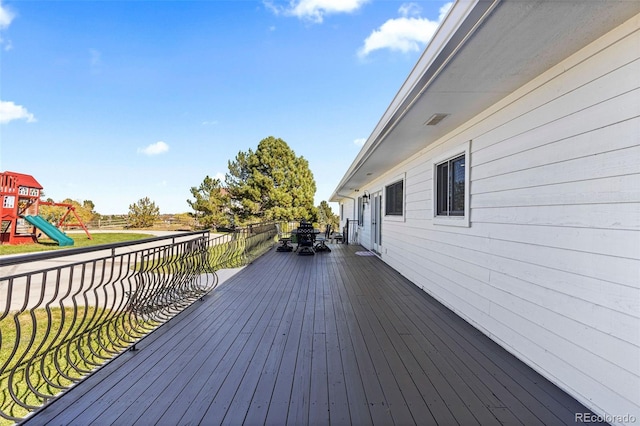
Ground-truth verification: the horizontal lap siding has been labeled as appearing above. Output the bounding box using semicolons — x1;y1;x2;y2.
376;15;640;424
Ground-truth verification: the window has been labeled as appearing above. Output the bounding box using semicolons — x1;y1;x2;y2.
357;196;364;226
18;186;28;195
3;196;15;208
385;180;403;216
436;154;465;216
433;141;470;227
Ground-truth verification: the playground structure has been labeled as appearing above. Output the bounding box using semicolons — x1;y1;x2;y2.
39;200;92;240
0;171;91;246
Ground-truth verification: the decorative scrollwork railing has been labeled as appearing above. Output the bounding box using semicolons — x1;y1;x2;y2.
208;221;279;269
0;222;281;423
0;231;218;424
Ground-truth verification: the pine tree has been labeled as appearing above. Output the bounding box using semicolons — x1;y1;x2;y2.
127;197;160;228
187;176;231;229
317;200;339;233
226;136;316;223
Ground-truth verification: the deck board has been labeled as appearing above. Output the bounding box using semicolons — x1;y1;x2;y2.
368;263;510;425
23;243;598;426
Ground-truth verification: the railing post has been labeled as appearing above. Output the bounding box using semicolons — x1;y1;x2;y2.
345;220;349;245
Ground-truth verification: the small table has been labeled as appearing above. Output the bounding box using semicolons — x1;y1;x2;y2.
291;228;320;255
289;229;321;237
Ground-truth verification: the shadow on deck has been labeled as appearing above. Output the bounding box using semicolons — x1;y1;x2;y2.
23;243;595;425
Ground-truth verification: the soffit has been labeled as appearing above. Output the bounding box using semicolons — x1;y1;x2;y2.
332;0;640;198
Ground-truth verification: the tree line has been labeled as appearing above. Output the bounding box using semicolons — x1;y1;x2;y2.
43;136;339;231
188;136;339;231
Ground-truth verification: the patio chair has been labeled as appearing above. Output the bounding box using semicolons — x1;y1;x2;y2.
275;223;293;252
331;227;343;244
314;225;331;252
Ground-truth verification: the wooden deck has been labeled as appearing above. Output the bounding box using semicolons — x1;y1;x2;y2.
23;243;596;425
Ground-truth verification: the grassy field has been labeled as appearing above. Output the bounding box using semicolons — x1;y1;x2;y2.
0;232;154;256
0;307;139;424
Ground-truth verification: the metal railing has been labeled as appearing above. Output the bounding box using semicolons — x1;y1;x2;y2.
0;222;278;423
343;218;359;245
208;221;278;269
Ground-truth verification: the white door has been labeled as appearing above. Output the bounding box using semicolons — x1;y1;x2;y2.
372;192;382;253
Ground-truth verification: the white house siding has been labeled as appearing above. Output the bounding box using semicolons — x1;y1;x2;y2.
358;14;640;424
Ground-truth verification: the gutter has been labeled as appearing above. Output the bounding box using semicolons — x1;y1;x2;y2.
336;192;357;222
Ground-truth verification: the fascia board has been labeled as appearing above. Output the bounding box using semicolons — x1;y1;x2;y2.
330;0;494;202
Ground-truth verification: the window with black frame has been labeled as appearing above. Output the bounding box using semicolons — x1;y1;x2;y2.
357;196;364;225
385;180;403;216
436;154;465;216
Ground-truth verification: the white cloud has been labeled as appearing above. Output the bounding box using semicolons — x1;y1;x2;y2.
214;172;225;182
265;0;369;23
0;0;15;51
0;1;15;29
358;2;452;58
138;141;169;156
0;100;36;124
398;3;421;18
2;37;12;51
354;137;366;147
437;2;453;22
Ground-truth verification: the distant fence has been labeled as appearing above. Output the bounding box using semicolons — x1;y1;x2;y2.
0;222;279;423
83;216;198;231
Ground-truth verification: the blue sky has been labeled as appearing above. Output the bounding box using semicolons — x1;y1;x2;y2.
0;0;451;215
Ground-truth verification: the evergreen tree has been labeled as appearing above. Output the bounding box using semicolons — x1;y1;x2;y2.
127;197;160;228
317;200;339;233
187;175;231;229
226;136;316;223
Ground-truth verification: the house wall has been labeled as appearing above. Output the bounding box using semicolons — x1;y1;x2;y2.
357;14;639;424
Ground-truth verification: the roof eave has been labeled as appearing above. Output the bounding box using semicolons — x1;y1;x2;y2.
330;0;491;202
